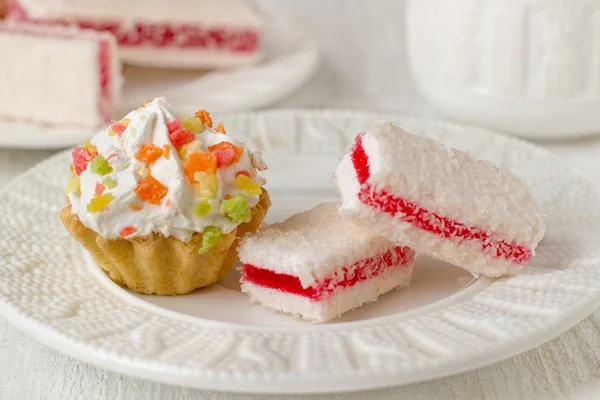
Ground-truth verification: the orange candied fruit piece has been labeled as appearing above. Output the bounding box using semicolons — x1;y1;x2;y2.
184;152;217;183
215;122;226;134
128;203;143;211
135;144;163;163
134;174;168;205
119;226;137;237
194;109;213;128
163;145;171;159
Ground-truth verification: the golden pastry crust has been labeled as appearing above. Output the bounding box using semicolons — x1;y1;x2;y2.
60;190;270;295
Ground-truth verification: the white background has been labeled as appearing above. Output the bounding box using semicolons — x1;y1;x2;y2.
1;1;600;399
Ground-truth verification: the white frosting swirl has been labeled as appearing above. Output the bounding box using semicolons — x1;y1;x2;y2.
67;97;266;241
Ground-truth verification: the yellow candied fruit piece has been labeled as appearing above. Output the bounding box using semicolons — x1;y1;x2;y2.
137;167;150;177
87;193;114;213
177;140;203;161
82;141;97;154
121;118;131;127
193;172;219;199
181;116;205;134
64;176;81;195
235;174;262;196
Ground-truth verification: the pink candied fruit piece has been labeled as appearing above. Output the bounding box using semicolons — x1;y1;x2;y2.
169;128;195;149
213;148;237;168
71;147;93;176
167;119;181;133
110;122;127;137
94;182;106;195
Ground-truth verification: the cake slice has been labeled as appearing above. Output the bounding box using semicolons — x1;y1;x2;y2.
335;121;546;277
239;202;415;323
0;22;121;127
7;0;262;69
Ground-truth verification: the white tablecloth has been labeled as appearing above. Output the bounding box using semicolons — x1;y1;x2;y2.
1;1;600;399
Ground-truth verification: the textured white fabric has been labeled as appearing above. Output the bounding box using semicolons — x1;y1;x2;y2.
1;0;600;399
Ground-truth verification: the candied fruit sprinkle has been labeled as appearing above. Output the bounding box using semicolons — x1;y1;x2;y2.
87;193;113;212
90;155;113;176
181;116;204;133
64;176;80;195
135;144;163;163
193;172;219;198
129;203;143;211
194;199;212;217
194;109;213;128
137;167;150;177
134;175;168;204
220;195;251;223
177;140;203;161
235;174;262;196
103;177;117;189
121;118;131;127
109;121;127;137
140;115;147;121
94;182;106;196
144;100;152;106
163;145;171;159
208;142;243;168
71;147;93;175
167;119;181;133
236;170;251;178
215;122;227;134
82;141;97;155
106;153;118;161
169;128;195;149
199;226;221;254
119;226;137;237
184;152;217;182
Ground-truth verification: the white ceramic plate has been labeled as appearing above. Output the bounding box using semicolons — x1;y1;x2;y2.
1;110;600;394
0;9;319;150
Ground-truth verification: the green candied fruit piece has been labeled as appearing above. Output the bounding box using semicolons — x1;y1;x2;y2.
90;155;113;175
194;199;212;217
220;195;251;224
103;176;117;189
199;226;222;254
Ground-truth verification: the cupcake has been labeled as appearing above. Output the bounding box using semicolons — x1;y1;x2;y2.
59;97;270;295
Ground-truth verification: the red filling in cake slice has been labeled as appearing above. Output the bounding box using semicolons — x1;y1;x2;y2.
350;134;532;265
242;245;414;301
238;203;416;322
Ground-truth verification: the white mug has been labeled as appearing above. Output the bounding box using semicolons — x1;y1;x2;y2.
406;0;600;138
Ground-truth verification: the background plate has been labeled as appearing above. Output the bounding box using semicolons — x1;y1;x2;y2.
0;110;599;394
0;8;319;149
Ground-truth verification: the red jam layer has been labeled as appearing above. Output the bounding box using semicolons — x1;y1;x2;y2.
8;1;259;52
242;246;414;301
350;135;532;264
